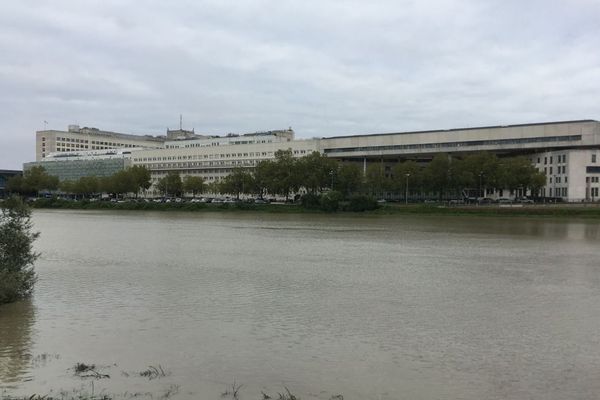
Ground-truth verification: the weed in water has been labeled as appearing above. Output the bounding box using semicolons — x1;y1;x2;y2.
138;365;168;380
73;363;109;379
221;380;243;399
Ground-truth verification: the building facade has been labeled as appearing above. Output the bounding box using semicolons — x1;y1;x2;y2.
24;149;137;181
35;125;165;161
130;130;318;196
25;120;600;201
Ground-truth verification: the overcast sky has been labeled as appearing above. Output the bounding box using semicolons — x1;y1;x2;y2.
1;0;599;169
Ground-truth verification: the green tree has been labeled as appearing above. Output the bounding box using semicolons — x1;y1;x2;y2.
128;166;152;197
111;170;136;197
220;168;254;199
296;151;338;193
253;160;277;198
423;154;451;199
365;163;391;197
6;175;24;195
156;172;183;197
336;163;363;198
0;197;38;304
15;166;59;196
499;156;545;195
392;160;423;199
183;175;205;197
272;149;300;200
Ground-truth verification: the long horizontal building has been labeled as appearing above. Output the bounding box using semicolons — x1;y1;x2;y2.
25;120;600;202
35;124;165;161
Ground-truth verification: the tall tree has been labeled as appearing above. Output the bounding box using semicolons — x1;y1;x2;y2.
336;163;363;198
0;197;38;304
128;166;152;197
220;168;254;199
296;151;338;193
156;172;183;197
423;154;451;199
183;175;205;197
365;163;391;197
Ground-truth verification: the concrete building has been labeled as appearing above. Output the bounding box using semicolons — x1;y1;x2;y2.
320;119;600;202
35;124;165;161
130;130;317;196
25;119;600;202
24;149;137;181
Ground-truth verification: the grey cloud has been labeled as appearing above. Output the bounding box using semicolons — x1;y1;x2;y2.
1;0;599;168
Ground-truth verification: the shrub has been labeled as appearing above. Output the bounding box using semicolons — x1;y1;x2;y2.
300;193;322;209
0;197;39;304
345;195;379;212
319;190;343;212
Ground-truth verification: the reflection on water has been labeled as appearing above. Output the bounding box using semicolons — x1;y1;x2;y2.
0;300;35;388
1;210;600;399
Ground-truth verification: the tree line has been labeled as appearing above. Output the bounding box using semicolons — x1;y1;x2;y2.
6;151;546;200
215;150;546;200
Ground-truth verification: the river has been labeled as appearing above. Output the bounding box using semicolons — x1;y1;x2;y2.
1;210;600;399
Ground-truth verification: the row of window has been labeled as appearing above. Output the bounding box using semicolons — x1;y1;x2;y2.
543;165;567;175
141;160;259;169
165;139;275;149
134;150;310;163
537;154;567;165
324;134;583;154
542;187;568;197
548;176;567;184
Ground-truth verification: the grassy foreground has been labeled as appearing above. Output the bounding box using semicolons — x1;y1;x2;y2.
27;198;600;218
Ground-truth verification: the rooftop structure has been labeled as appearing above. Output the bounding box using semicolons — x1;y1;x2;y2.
35;124;165;161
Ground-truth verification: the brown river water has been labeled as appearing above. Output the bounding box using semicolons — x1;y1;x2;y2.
1;210;600;399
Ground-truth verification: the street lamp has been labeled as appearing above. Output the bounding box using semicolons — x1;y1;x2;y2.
479;171;484;198
405;173;411;205
329;169;334;190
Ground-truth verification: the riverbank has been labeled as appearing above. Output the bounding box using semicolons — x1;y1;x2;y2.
27;198;600;218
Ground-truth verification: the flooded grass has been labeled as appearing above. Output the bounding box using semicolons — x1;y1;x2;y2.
138;365;168;380
72;363;110;379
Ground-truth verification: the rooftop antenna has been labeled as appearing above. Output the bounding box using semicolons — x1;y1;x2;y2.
43;120;48;130
180;114;183;130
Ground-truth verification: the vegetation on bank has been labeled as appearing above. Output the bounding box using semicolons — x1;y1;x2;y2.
7;150;546;202
1;359;342;400
26;197;600;217
0;197;39;305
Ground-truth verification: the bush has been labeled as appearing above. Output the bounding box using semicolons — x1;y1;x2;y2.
300;193;322;210
0;197;39;304
345;195;379;212
319;191;343;212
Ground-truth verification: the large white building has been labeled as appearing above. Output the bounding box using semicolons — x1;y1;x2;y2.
35;124;165;161
28;119;600;202
130;130;318;196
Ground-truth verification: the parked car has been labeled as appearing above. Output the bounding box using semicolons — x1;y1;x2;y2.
497;198;512;204
516;197;534;204
478;197;494;204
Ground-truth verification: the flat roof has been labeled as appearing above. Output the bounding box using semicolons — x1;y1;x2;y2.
324;119;599;140
37;129;165;142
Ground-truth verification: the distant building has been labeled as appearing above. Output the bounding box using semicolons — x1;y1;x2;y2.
24;149;138;181
24;120;600;202
35;124;165;161
0;170;22;197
